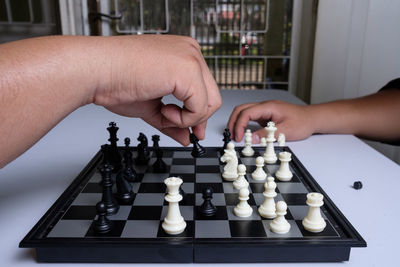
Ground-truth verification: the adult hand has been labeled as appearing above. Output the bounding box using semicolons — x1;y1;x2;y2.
93;35;221;145
227;100;314;143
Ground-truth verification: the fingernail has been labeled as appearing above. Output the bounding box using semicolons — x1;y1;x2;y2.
252;134;260;144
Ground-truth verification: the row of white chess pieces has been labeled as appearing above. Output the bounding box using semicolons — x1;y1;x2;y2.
220;122;327;234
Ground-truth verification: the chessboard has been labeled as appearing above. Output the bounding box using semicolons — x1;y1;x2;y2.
20;145;366;263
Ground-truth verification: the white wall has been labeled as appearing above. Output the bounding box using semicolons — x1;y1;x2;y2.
311;0;400;102
311;0;400;164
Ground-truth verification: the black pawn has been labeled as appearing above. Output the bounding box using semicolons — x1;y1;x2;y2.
152;135;160;149
100;164;119;215
199;187;217;217
190;133;206;158
121;137;137;182
93;201;113;234
353;181;363;190
152;148;167;173
221;128;231;153
107;122;122;172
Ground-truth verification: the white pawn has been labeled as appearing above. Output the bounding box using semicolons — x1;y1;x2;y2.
251;156;267;180
162;177;186;235
245;129;252;138
275;151;293;181
234;187;253;217
263;122;277;164
258;176;277;218
278;133;286;146
302;192;326;233
220;142;238;181
241;135;254;157
260;137;267;147
270;201;291;234
233;164;249;190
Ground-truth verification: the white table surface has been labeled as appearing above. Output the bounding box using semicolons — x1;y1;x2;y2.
1;89;399;267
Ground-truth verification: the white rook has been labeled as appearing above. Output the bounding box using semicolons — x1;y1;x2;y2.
275;151;293;181
302;192;326;233
162;177;186;235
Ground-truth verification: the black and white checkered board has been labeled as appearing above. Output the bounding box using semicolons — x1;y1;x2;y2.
20;146;366;263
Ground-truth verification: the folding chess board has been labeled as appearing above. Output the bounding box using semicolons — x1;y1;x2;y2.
20;146;366;263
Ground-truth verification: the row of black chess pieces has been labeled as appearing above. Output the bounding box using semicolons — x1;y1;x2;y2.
101;122;233;175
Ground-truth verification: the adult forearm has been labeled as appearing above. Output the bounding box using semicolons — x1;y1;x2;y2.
0;36;101;168
309;90;400;141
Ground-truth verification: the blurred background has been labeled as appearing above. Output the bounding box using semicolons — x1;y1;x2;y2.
1;0;400;163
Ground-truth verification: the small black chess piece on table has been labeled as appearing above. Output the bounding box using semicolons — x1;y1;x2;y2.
190;132;206;158
353;181;363;190
106;122;122;172
136;132;150;165
199;187;217;217
99;164;119;215
93;201;113;234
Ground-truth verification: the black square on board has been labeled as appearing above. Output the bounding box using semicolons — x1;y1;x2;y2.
128;206;162;220
85;220;126;237
138;183;166;193
229;220;267;237
203;150;218;157
195;165;221;173
194;206;228;220
195;183;223;193
224;193;256;206
62;206;97;220
172;158;195;165
280;193;307;205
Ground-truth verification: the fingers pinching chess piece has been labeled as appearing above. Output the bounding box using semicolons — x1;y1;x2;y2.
275;151;293;181
233;164;249;190
221;128;231;154
260;137;267;147
199;187;217;217
221;142;238;181
94;201;113;234
162;177;186;235
270;201;291;234
263;121;278;164
302;192;326;233
258;176;277;219
251;156;267;181
241;130;254;157
234;187;253;217
278;133;286;146
190;133;206;158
